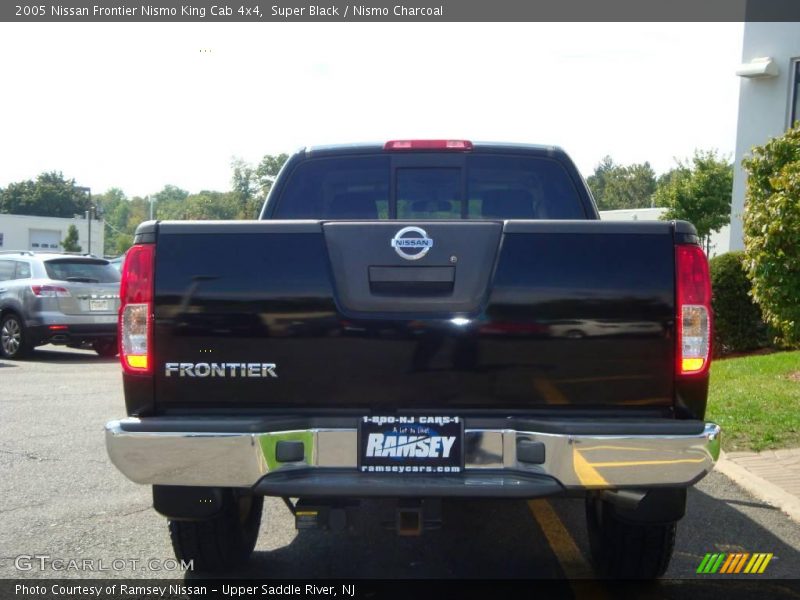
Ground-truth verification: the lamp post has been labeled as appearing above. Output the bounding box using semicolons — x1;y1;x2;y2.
75;186;92;255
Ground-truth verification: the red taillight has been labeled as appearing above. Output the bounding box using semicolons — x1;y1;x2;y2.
48;325;69;331
384;139;473;151
31;285;70;297
119;244;155;375
676;244;712;376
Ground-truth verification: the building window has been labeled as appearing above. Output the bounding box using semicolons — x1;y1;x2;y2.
792;60;800;128
0;233;3;247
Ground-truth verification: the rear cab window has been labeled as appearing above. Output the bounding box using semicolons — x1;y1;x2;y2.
397;168;461;219
271;150;588;220
273;156;390;219
44;259;120;284
466;155;585;219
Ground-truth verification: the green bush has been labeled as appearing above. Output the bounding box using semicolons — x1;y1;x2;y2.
742;124;800;347
709;251;768;355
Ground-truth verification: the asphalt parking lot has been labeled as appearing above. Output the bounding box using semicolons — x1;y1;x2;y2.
2;346;800;588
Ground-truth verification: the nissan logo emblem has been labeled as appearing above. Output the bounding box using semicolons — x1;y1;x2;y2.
390;226;433;261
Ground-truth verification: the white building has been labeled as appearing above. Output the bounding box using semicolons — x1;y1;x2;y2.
600;208;730;258
729;22;800;251
0;214;104;255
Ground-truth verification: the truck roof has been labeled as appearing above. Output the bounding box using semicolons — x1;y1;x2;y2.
301;141;566;158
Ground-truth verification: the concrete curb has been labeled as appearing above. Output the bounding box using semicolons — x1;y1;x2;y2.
716;451;800;524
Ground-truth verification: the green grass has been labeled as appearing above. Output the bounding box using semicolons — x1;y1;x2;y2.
707;350;800;452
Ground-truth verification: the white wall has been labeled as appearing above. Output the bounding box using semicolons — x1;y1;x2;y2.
0;214;104;255
600;208;730;257
729;22;800;251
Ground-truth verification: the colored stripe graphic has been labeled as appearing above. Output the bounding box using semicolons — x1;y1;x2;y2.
749;554;765;573
744;554;760;573
698;553;724;573
744;553;774;574
758;554;773;573
697;553;713;574
699;552;773;574
710;553;726;573
720;553;737;573
734;553;750;573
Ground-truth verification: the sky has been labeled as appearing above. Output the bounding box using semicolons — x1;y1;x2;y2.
0;22;744;198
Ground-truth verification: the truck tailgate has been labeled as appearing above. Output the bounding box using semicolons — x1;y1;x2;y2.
152;220;675;411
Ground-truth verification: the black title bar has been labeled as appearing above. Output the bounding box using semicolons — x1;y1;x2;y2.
4;579;800;600
3;0;800;22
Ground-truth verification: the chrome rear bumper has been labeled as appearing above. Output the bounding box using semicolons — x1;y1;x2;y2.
105;418;720;494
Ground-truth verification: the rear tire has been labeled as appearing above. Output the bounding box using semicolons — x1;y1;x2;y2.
0;314;31;359
168;491;263;572
93;339;118;357
585;494;677;579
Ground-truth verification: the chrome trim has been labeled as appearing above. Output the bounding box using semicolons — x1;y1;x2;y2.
105;419;720;490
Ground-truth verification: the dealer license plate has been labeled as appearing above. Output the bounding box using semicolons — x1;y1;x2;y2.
359;416;463;474
89;299;110;311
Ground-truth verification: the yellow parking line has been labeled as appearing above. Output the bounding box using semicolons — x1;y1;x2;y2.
528;499;607;598
554;375;649;384
578;445;653;452
573;448;610;487
587;458;706;468
533;377;570;404
619;398;665;405
528;499;594;579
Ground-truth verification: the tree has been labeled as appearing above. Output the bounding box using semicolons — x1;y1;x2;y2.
61;224;82;252
231;158;257;215
148;185;189;220
586;157;656;210
709;251;769;355
0;172;90;217
586;156;615;207
742;124;800;346
92;189;157;256
159;190;239;220
604;162;657;210
231;153;289;218
654;150;733;252
94;188;131;255
656;167;680;191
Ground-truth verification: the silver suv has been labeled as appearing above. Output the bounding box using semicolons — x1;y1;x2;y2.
0;251;121;359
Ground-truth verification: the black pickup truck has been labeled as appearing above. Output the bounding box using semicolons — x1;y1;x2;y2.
106;140;720;578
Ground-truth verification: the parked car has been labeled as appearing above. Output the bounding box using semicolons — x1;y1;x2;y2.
108;252;127;272
0;251;121;358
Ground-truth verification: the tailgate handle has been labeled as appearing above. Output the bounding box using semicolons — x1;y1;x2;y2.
368;266;455;295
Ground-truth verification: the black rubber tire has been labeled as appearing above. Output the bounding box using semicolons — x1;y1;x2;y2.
585;494;677;579
93;339;119;358
168;491;263;572
0;313;32;359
